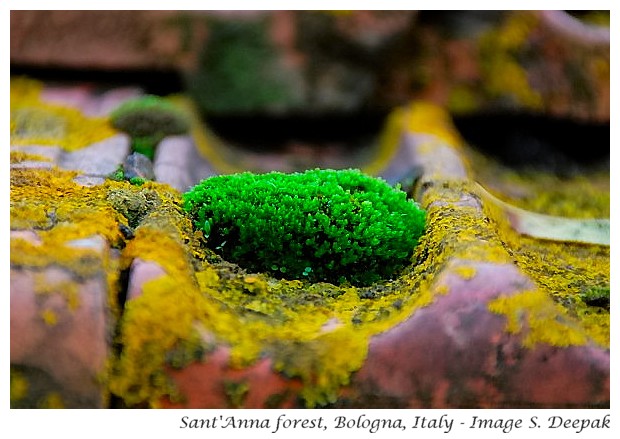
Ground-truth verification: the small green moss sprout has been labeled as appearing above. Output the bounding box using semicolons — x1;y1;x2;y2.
108;165;126;182
109;95;190;159
129;177;146;186
183;169;426;286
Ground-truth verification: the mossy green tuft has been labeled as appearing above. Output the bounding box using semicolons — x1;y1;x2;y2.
183;169;426;286
110;95;190;159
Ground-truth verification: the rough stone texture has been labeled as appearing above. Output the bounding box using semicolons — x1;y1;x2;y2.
10;161;55;170
58;134;130;177
538;10;610;47
10;230;42;245
66;235;108;253
10;234;113;408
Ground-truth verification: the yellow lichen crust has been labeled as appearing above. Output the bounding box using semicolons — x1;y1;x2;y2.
467;150;610;348
490;228;610;348
109;219;445;407
10;168;125;315
488;290;590;348
37;392;65;409
478;12;544;109
10;77;117;151
364;101;465;176
454;265;477;280
466;147;610;219
10;151;52;164
10;369;29;404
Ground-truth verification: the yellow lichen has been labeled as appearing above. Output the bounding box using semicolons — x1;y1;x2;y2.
10;369;29;402
9;167;165;317
10;150;52;164
38;392;65;409
10;77;117;151
35;273;81;311
469;149;610;348
10;77;43;102
488;290;589;348
40;309;59;326
454;265;477;280
365;101;465;176
447;85;481;114
478;12;544;109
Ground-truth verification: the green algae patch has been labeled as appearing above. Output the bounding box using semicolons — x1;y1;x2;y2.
10;77;117;151
184;169;426;286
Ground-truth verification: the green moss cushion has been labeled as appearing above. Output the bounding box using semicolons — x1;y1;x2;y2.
110;95;189;139
110;95;190;159
183;169;426;285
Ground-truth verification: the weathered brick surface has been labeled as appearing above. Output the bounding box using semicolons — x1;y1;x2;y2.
160;347;302;409
350;261;609;408
9;81;609;409
10;233;114;408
